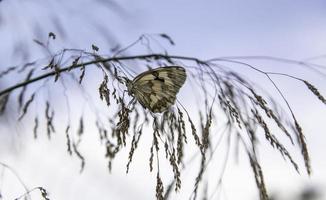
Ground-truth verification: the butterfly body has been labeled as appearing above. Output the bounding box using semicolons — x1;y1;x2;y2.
126;66;186;113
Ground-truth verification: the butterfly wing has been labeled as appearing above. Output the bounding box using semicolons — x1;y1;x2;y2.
131;66;186;113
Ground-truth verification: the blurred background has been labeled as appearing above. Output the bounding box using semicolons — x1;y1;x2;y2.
0;0;326;199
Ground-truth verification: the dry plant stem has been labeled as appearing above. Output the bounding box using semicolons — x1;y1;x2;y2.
1;53;323;97
0;162;31;200
14;187;49;200
222;55;326;75
0;54;204;96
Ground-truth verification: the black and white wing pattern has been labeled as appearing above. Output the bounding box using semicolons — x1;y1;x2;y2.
126;66;187;113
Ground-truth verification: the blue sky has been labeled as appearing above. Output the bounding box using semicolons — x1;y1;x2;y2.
1;0;326;199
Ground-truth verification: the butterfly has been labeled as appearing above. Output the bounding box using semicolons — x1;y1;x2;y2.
125;66;187;113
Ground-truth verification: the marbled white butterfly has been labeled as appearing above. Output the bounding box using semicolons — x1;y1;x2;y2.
125;66;186;113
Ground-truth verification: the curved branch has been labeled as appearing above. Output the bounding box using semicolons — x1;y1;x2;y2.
0;54;205;97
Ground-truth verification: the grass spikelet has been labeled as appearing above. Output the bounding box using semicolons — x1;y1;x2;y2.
65;125;72;155
126;128;142;173
72;142;85;173
156;172;164;200
192;107;212;199
176;108;186;164
105;141;120;172
77;117;84;136
99;74;110;107
45;101;55;139
303;80;326;105
187;115;201;148
218;95;241;129
114;99;130;146
252;109;299;172
0;66;16;79
149;144;154;172
71;56;81;69
192;153;206;200
169;150;181;191
33;116;39;139
250;89;294;144
18;93;35;120
176;127;184;165
293;117;311;175
201;108;212;152
95;120;108;142
79;65;86;84
249;155;269;200
159;33;175;46
177;107;187;143
0;93;9;114
42;57;54;70
54;64;61;82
